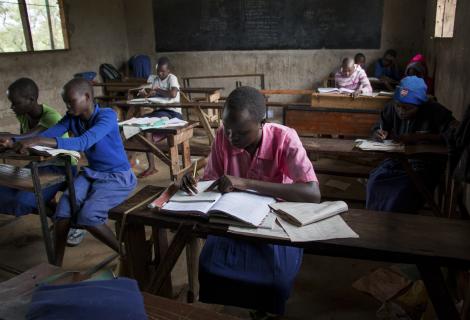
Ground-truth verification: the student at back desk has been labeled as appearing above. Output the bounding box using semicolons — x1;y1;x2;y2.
367;76;458;214
0;78;85;246
131;56;182;178
12;78;137;265
180;86;321;317
335;57;372;97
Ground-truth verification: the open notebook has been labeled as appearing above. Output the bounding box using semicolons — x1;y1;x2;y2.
270;201;348;227
317;87;355;94
30;146;81;159
149;181;275;227
355;139;404;152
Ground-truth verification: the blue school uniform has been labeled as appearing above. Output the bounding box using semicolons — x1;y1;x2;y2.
374;59;401;81
366;99;454;213
27;278;147;320
39;105;136;226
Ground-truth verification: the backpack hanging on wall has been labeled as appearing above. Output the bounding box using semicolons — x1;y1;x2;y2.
99;64;121;82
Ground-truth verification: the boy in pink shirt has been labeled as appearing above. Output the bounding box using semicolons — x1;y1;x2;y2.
181;87;320;316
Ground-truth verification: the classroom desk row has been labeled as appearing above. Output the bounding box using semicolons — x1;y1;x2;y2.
110;185;470;320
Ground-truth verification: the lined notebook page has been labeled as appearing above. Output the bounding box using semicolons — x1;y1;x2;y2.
209;192;275;227
170;181;220;202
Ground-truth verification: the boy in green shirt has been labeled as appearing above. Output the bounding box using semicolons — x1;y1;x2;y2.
0;78;85;246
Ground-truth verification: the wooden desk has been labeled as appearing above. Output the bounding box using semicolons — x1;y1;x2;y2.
123;122;198;181
285;105;380;138
301;137;448;216
181;87;223;103
311;92;392;111
0;152;77;264
110;185;470;320
0;263;237;320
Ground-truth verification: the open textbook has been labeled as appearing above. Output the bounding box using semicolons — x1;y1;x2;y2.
317;87;355;94
317;87;393;97
149;181;275;227
119;117;187;139
30;145;81;159
127;97;179;104
270;201;348;227
355;139;404;152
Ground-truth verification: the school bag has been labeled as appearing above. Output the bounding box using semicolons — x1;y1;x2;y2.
99;63;121;82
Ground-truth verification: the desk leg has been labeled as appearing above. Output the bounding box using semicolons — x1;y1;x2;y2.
417;264;460;320
186;237;201;303
399;158;442;216
152;227;173;298
30;162;55;264
64;157;78;226
147;224;194;295
124;222;149;288
195;106;214;145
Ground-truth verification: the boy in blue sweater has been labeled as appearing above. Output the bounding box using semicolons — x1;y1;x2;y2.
14;78;136;265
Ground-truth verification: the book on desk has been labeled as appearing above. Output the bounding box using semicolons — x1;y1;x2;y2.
149;181;275;227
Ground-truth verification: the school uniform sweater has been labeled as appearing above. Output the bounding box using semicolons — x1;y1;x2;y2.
40;105;129;172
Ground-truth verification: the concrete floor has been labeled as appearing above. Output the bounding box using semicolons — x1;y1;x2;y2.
0;155;387;319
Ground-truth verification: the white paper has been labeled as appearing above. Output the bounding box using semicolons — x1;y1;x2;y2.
31;145;81;159
229;219;290;240
209;192;275;227
277;215;359;242
127;97;179;104
355;139;404;152
170;181;220;202
122;126;141;139
317;87;356;94
162;200;214;216
270;201;348;226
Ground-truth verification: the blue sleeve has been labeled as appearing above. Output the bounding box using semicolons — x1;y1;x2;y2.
374;61;383;78
55;110;117;151
39;116;70;139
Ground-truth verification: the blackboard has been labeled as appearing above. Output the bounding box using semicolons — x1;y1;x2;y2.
153;0;384;51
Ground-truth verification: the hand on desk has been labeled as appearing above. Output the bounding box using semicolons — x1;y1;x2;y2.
179;173;199;195
12;137;57;154
0;137;13;150
374;129;389;141
205;175;247;194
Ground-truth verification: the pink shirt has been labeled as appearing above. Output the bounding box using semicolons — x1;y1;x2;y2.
203;123;318;184
334;64;373;94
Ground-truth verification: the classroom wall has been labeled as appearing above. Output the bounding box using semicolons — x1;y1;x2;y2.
0;0;129;133
123;0;427;101
424;0;470;120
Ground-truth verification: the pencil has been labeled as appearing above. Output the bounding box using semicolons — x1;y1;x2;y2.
192;159;198;178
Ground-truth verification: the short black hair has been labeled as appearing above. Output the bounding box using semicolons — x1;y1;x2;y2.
384;49;397;58
157;56;171;68
354;53;366;61
63;78;93;98
8;77;39;100
225;86;266;123
342;57;354;67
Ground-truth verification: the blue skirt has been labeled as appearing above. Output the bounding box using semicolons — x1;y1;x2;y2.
199;235;302;314
366;159;440;214
0;165;75;217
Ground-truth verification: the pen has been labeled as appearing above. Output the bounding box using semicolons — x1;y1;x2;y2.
192;159;198;179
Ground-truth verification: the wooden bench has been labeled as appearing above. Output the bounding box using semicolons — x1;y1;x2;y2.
0;263;237;320
0;164;65;192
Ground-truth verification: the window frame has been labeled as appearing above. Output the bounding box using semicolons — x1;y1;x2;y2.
434;0;457;38
0;0;70;55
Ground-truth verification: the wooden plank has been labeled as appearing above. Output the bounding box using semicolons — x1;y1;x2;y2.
286;108;379;138
311;93;391;110
261;89;314;95
143;292;239;320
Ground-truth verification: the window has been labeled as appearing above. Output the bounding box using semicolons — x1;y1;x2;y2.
0;0;68;53
435;0;457;38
